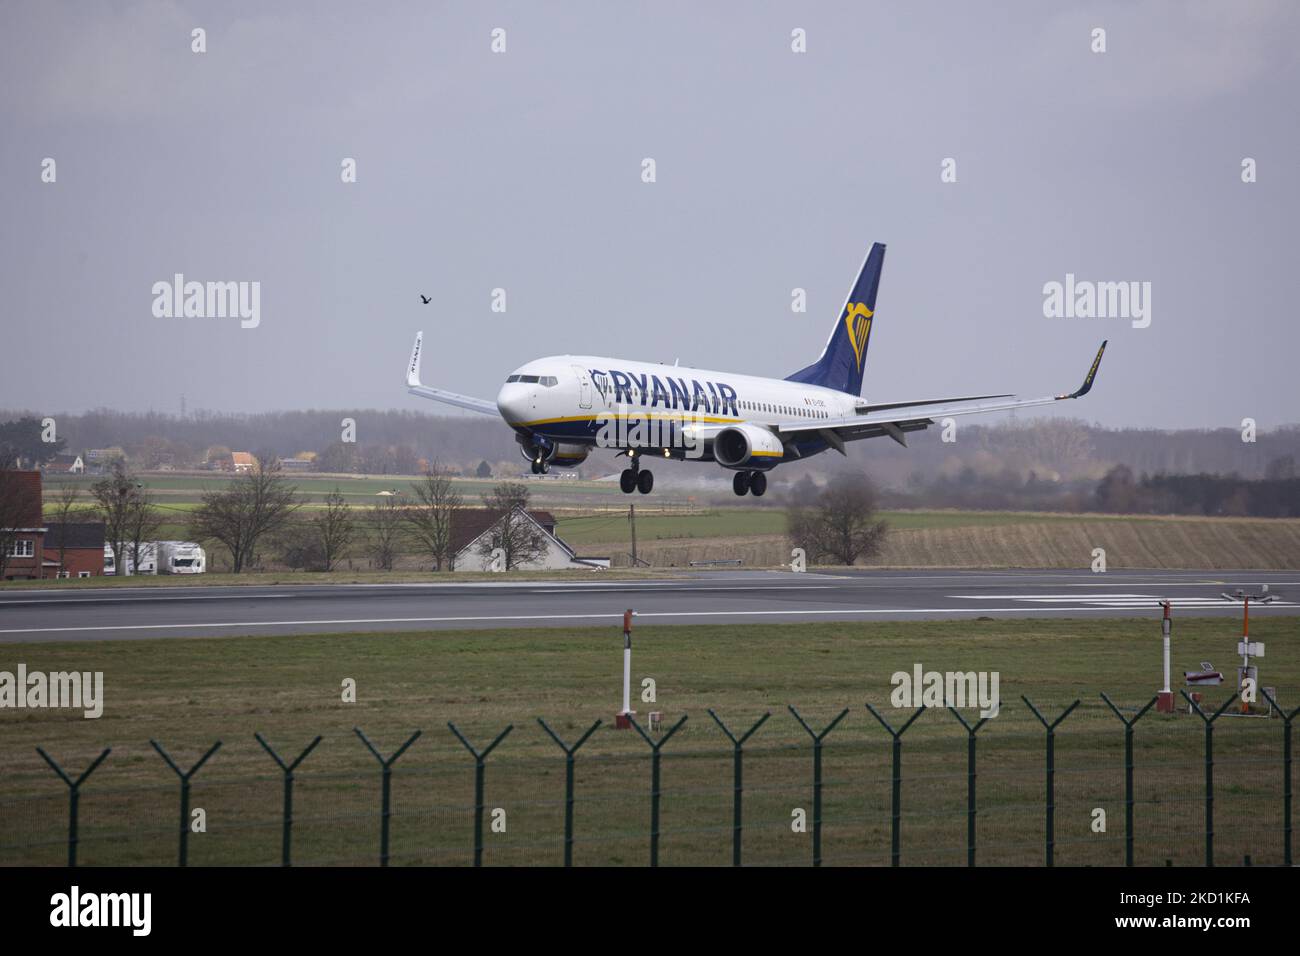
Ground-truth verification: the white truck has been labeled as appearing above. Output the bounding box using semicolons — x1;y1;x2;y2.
156;540;206;574
103;542;158;576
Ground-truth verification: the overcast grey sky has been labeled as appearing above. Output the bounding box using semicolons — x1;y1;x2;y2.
2;0;1297;429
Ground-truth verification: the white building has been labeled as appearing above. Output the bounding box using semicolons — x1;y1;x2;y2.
452;507;608;572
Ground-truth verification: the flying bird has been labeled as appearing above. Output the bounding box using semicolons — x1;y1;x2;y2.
420;294;431;304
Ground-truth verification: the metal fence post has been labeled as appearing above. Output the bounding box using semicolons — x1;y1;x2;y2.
707;709;771;867
35;746;111;867
448;722;513;867
788;705;849;867
254;733;322;867
865;703;926;867
354;727;422;867
1261;689;1300;866
150;738;222;867
1182;691;1242;867
1099;694;1158;867
537;718;601;867
1022;697;1080;867
946;710;989;867
627;714;688;866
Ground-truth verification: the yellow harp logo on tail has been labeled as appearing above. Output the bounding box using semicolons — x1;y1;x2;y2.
843;302;874;372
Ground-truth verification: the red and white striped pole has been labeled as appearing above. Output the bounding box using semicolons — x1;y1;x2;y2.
1157;600;1175;712
616;609;636;728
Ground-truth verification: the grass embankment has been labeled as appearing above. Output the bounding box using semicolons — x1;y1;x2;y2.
619;514;1300;570
1;617;1295;866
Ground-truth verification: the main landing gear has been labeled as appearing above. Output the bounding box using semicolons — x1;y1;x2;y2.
733;470;767;497
530;458;549;475
619;455;654;494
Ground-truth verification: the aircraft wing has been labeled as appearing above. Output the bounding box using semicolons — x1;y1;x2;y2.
404;331;499;416
774;340;1107;450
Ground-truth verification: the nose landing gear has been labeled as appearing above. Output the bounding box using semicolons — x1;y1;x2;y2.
619;454;654;494
733;470;767;497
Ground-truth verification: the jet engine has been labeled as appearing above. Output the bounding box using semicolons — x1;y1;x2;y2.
517;433;589;469
711;424;785;468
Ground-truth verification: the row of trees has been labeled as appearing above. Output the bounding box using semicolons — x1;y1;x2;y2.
1092;464;1300;517
185;456;547;573
1;446;549;576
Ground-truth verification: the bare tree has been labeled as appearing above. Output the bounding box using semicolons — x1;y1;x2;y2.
786;472;888;566
0;468;41;579
126;487;165;574
188;454;302;573
47;482;91;575
92;463;141;575
366;495;405;570
477;482;547;570
404;464;463;571
311;488;355;571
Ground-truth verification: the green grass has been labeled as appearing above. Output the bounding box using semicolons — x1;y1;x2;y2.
43;473;627;507
1;617;1295;866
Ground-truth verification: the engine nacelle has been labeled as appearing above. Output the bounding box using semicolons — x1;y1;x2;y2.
712;424;785;468
548;444;589;469
517;434;589;468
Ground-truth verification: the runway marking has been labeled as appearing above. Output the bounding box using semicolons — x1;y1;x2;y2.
953;593;1297;608
1;604;1291;636
0;594;295;607
529;585;837;594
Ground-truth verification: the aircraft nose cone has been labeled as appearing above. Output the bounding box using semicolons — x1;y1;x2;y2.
497;384;526;422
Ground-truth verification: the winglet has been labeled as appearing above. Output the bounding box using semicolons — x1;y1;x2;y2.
1058;340;1106;400
406;331;424;388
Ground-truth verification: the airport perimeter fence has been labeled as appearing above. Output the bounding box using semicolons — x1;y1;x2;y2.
2;690;1297;868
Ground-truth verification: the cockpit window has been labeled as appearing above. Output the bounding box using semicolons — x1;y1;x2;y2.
507;373;557;386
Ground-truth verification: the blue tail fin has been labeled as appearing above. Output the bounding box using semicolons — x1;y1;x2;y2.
785;242;885;395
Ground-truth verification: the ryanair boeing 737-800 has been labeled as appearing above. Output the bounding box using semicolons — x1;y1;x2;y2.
405;243;1106;497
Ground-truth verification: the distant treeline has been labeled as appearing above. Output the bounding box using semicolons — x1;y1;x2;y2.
2;407;518;475
5;408;1300;493
883;461;1300;518
845;418;1300;488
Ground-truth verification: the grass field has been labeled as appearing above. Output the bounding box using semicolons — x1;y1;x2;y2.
552;508;1095;545
2;617;1296;866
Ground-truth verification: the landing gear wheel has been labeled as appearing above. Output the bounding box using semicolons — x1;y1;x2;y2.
531;460;541;475
733;471;751;496
636;470;654;494
749;471;767;497
620;469;637;494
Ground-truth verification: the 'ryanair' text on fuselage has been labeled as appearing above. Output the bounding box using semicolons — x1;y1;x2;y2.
591;369;739;416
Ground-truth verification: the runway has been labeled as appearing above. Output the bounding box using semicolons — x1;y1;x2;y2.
0;569;1296;642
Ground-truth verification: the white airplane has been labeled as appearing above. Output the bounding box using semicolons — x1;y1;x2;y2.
405;242;1106;497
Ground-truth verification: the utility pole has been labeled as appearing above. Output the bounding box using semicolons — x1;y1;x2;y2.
629;502;638;567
